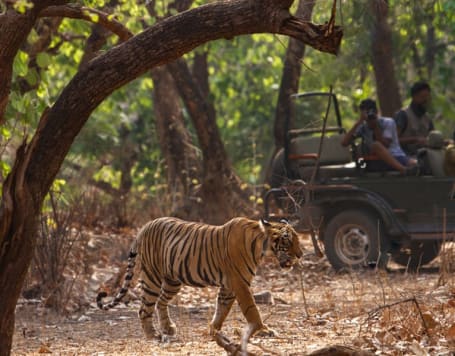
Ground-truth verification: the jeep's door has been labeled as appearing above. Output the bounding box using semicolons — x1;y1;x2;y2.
353;176;455;236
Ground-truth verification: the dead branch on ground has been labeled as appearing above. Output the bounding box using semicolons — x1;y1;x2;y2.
365;296;430;336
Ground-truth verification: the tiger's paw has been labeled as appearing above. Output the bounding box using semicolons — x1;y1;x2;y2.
209;324;220;336
159;333;178;343
255;326;277;338
141;319;157;339
161;322;177;336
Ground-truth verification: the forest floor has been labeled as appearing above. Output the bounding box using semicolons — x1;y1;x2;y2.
11;231;455;355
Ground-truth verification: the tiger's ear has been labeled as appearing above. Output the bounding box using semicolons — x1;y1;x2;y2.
259;218;271;233
280;218;289;224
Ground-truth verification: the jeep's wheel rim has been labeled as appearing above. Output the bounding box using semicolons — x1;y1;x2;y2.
335;224;369;265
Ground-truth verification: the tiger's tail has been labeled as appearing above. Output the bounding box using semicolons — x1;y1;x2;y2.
96;238;139;310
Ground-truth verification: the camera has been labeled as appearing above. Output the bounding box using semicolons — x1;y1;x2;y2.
366;110;377;120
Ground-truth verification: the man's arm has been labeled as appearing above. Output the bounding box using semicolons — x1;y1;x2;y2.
372;119;392;147
394;110;407;136
341;115;365;147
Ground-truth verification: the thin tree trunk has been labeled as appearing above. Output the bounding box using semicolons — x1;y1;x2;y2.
273;0;316;150
79;23;111;69
167;58;250;223
369;0;401;116
151;66;202;219
148;0;202;219
266;0;316;184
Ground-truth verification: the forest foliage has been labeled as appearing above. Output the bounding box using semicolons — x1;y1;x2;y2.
1;0;454;225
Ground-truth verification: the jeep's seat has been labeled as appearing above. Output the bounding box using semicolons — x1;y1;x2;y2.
287;134;357;180
288;134;352;165
418;131;446;177
269;133;358;187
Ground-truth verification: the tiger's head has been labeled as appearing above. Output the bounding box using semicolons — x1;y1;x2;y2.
260;219;303;268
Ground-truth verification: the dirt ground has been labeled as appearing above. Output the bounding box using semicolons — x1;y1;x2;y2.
11;235;455;355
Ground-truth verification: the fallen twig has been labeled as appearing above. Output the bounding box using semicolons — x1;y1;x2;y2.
213;331;254;356
309;344;374;355
365;296;430;336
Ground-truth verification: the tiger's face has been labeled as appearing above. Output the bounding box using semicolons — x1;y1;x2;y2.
261;220;303;268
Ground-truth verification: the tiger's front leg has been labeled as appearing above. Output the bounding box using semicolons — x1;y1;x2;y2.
209;286;236;335
233;283;277;354
156;279;182;336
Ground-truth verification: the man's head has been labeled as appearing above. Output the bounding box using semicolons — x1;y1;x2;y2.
410;81;431;111
359;98;378;128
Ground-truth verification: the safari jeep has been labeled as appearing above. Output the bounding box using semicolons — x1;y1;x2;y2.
265;92;455;271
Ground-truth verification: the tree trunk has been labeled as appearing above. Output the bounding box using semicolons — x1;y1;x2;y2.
0;1;342;353
151;66;202;219
369;0;401;117
266;0;316;184
409;1;438;80
79;22;111;69
167;58;251;223
273;0;316;150
0;144;41;355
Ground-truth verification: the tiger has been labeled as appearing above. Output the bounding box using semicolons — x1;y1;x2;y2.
96;216;302;353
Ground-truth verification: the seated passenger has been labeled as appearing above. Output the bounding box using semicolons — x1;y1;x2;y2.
394;81;434;156
341;98;417;174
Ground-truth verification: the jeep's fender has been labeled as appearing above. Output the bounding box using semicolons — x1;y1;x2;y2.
307;185;408;238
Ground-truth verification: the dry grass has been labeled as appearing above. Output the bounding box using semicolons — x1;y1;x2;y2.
12;236;455;355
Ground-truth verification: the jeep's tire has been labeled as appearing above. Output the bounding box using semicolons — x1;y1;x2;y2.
323;210;389;271
391;241;441;271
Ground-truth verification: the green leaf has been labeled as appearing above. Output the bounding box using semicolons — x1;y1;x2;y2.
24;68;40;87
36;52;51;69
0;126;11;140
13;51;29;77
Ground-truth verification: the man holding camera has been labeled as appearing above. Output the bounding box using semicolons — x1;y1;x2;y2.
341;98;417;174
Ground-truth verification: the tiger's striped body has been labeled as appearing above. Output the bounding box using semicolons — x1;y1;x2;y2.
97;217;302;352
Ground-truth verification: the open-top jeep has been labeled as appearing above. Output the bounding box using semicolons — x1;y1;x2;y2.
265;92;455;271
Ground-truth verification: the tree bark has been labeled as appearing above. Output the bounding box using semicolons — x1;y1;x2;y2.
151;66;202;219
0;1;342;353
273;0;316;150
148;0;202;219
266;0;316;184
169;56;255;223
369;0;401;117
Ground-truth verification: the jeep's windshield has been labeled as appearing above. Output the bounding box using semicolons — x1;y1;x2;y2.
290;92;343;136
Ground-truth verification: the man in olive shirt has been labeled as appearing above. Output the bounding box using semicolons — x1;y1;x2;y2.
394;81;434;156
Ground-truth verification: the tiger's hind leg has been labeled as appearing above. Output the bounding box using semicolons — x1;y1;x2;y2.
209;286;236;335
156;278;182;336
138;271;161;339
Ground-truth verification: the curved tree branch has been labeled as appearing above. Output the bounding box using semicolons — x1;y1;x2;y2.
280;17;342;55
39;4;133;41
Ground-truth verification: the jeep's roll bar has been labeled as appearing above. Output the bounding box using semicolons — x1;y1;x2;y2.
283;92;344;179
